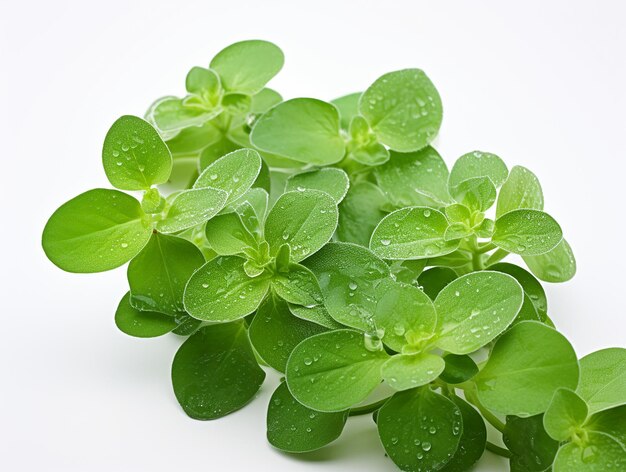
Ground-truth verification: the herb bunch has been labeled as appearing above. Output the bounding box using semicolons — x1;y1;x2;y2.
42;40;626;472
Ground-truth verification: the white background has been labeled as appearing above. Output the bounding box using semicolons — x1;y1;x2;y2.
2;1;625;470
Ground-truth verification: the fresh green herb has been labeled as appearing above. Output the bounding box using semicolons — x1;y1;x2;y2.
42;40;625;472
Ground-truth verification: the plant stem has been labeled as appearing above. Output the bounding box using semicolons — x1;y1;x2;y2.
484;248;509;267
486;441;512;459
464;390;506;433
348;398;389;416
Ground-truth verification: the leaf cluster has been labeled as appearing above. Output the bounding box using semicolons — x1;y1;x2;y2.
42;40;625;471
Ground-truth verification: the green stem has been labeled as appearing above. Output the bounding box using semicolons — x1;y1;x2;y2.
484;248;509;267
486;441;512;459
476;242;496;254
464;390;506;433
348;398;389;417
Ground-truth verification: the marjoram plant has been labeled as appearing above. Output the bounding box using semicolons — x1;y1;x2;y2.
42;40;625;472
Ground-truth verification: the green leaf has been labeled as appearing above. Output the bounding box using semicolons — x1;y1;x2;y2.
171;322;265;419
492;209;563;256
418;267;458;300
476;321;579;416
450;176;497;212
374;147;450;207
199;135;241;170
523;239;577;283
267;381;348;453
489;262;548;319
264;190;338;262
249;295;325;372
271;263;324;307
194;149;262;204
440;396;486;472
250;87;283;113
585;405;626;448
544;388;588;441
428;250;473;269
331;92;361;130
250;98;345;165
439;354;479;384
171;312;202;336
185;66;220;97
382;353;444;390
285;329;389;412
503;414;559;472
496;165;544;218
205;211;258;255
114;292;177;338
304;242;390;330
127;232;205;315
359;69;443;152
390;259;429;287
370;207;459;260
370;278;437;352
210;40;284;94
337;182;387;246
377;387;462;472
42;189;152;273
444;222;472;241
157;188;228;233
445;203;471;223
102;115;173;190
285;168;350;203
553;432;626;472
433;271;523;354
163;121;222;159
288;304;344;330
448;151;508;189
183;255;271;321
346;116;390;166
148;97;220;135
577;348;626;415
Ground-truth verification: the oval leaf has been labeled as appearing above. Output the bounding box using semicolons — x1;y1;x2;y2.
171;322;265;419
304;242;390;331
370;207;459;260
102;115;172;190
114;292;178;338
523;239;577;283
492;209;563;256
42;189;151;273
184;255;271;321
374;147;451;207
285;329;389;412
496;165;544;218
377;387;462;472
285;168;350;204
448;151;508;189
249;296;325;373
128;233;205;315
543;388;588;441
264;190;338;262
577;347;626;415
382;353;445;391
433;271;524;354
251;98;345;165
476;321;579;416
194;148;262;204
360;69;443;152
210;40;284;94
267;382;348;453
157;187;228;233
